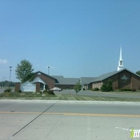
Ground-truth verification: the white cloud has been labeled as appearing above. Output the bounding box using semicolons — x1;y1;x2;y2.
0;59;9;64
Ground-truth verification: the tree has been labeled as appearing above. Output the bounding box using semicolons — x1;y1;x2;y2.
15;59;34;83
101;80;113;92
74;81;81;94
136;71;140;76
107;80;113;91
101;83;108;92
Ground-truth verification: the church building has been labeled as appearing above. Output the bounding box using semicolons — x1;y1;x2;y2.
15;48;140;92
88;48;140;90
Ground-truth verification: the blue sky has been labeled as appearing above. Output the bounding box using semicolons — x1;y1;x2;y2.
0;0;140;82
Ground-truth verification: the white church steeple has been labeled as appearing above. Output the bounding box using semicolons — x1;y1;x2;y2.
117;47;124;71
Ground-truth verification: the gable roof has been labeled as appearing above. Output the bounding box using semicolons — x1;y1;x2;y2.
92;71;118;83
34;71;57;80
53;75;79;85
89;68;140;84
21;81;35;86
32;77;46;84
52;76;64;83
80;77;97;85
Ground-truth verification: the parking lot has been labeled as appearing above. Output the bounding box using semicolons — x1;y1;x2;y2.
0;88;4;94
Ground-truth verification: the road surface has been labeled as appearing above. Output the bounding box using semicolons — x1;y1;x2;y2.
0;100;140;140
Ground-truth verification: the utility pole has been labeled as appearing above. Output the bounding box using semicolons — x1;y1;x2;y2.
48;66;50;75
3;77;5;88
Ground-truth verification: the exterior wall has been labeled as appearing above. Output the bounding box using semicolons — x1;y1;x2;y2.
89;70;140;90
20;81;36;92
15;82;45;92
36;82;40;92
88;83;92;90
56;85;75;89
131;74;140;90
92;82;103;89
83;84;88;90
103;74;119;90
104;70;140;90
15;82;20;92
118;70;131;89
34;73;55;89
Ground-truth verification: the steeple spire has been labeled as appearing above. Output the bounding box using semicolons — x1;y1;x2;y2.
119;47;122;60
117;47;124;71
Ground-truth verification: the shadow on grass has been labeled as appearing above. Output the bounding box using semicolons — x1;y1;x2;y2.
0;92;140;102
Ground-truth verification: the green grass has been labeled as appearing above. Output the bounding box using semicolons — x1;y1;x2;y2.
0;92;56;98
0;92;140;102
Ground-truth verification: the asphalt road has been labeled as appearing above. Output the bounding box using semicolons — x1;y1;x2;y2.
0;100;140;140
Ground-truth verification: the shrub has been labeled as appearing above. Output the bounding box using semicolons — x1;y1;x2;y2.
43;90;48;93
8;92;19;97
101;83;108;92
74;81;81;93
4;88;11;93
48;90;54;95
131;89;136;92
107;80;113;91
119;89;132;92
0;93;5;97
123;89;127;91
119;88;124;91
124;89;131;91
92;88;99;91
101;80;113;92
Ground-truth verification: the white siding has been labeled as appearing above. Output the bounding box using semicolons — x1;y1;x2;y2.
20;81;36;92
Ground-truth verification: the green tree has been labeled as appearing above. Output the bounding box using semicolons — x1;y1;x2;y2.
107;80;113;91
15;59;34;83
101;83;108;92
101;80;113;92
74;81;81;94
136;71;140;76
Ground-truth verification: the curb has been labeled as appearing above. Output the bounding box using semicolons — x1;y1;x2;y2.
0;99;140;105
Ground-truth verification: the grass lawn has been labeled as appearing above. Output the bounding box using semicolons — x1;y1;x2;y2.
104;90;140;95
0;91;140;102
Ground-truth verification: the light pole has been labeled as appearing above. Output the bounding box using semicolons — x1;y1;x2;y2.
3;77;5;88
48;66;50;75
9;66;12;87
1;77;2;88
2;77;5;88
